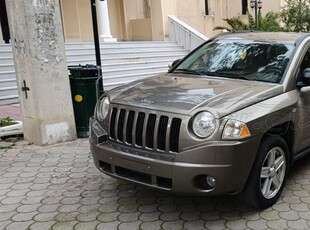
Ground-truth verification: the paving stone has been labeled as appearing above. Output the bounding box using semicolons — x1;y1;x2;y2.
221;211;241;221
158;204;177;213
266;219;289;230
58;204;81;213
201;211;221;221
118;203;139;213
97;212;119;222
29;221;56;230
279;210;300;221
12;211;38;222
52;221;78;230
55;212;79;222
76;212;100;222
287;219;309;230
180;211;201;221
246;219;268;230
161;220;184;230
160;211;181;221
259;210;280;221
183;220;205;230
118;221;142;230
5;221;34;230
118;212;140;222
21;196;44;205
17;204;41;213
0;220;10;230
0;204;21;213
0;211;18;221
97;221;121;230
1;196;25;205
74;221;100;230
138;204;158;213
34;212;58;222
204;219;227;230
226;219;247;230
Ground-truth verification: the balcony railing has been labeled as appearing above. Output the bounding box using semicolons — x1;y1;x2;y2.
168;15;208;51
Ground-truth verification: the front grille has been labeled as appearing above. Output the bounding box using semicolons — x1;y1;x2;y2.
109;107;182;153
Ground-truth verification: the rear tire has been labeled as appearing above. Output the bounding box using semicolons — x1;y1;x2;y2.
239;135;289;209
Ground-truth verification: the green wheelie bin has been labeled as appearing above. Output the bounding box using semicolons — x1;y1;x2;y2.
69;65;99;138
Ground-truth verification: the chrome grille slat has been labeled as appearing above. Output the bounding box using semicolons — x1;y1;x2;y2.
165;118;173;152
123;110;129;143
170;118;182;152
136;112;145;147
146;114;157;149
157;116;168;151
131;111;139;146
109;108;117;139
109;106;181;153
126;111;135;144
117;109;126;142
153;116;160;151
142;113;149;148
114;109;121;141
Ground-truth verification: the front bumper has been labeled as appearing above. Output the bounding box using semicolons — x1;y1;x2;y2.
89;118;261;195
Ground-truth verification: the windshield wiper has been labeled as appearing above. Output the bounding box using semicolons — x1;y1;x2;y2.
204;71;250;81
174;68;203;75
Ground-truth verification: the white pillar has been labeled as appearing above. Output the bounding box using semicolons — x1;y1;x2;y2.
97;0;117;42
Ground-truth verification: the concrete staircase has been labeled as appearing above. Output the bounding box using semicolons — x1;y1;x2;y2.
0;41;188;105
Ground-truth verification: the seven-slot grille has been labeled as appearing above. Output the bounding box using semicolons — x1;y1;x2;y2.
109;107;182;153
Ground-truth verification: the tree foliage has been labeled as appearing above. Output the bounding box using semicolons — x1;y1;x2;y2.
280;0;310;32
214;10;283;32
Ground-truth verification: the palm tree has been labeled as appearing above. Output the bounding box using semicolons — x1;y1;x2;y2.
214;10;283;32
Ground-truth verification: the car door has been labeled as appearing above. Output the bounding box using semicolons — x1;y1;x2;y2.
296;46;310;151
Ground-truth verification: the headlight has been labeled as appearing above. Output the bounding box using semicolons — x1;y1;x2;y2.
96;97;110;121
222;120;251;139
192;111;216;138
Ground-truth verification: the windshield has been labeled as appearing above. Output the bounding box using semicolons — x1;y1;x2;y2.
173;39;294;83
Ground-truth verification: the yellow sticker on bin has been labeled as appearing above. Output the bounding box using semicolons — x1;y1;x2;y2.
75;95;83;102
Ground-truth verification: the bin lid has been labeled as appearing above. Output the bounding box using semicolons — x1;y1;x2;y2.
68;64;99;78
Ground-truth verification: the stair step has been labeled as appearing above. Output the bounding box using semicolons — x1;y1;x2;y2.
0;94;19;106
65;46;185;55
65;41;178;48
103;65;168;77
0;64;15;72
66;54;185;65
0;41;189;105
66;51;187;61
0;79;17;88
0;86;18;97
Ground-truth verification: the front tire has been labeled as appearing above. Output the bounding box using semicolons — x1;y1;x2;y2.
240;136;289;209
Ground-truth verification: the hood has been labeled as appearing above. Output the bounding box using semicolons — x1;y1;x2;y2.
110;73;284;118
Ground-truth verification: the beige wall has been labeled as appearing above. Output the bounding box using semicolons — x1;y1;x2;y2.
60;0;93;41
57;0;284;41
108;0;124;40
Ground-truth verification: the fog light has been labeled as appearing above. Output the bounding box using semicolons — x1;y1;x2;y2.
194;175;216;190
206;176;216;187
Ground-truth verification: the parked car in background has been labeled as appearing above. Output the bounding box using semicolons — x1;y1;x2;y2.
90;32;310;209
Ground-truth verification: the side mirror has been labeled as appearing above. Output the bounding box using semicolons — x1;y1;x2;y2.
168;59;181;70
302;68;310;85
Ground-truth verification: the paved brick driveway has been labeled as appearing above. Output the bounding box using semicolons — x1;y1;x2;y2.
1;139;310;230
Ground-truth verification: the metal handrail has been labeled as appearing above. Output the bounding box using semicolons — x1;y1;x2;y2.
168;15;208;51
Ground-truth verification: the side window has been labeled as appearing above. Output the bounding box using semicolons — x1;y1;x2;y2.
297;48;310;84
205;0;209;15
242;0;248;15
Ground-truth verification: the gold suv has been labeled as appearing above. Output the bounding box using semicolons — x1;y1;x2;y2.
90;32;310;209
